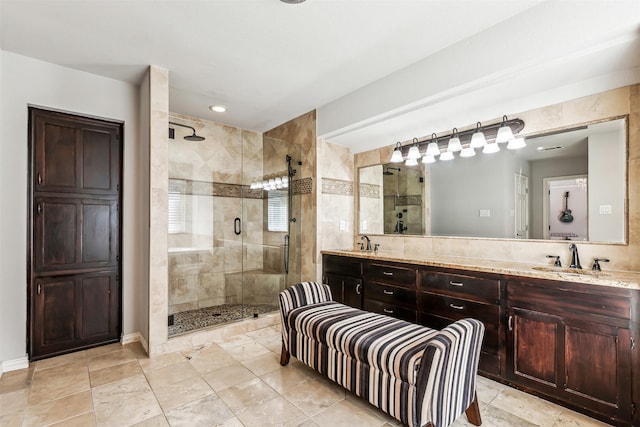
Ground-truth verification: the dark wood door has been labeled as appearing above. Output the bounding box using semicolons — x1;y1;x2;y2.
324;273;362;308
507;306;633;424
28;108;122;360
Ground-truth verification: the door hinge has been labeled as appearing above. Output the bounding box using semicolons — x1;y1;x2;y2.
632;402;636;415
632;337;636;350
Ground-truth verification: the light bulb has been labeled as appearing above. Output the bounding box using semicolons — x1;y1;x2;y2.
483;142;500;154
425;142;440;156
440;151;454;161
422;154;436;164
507;137;526;150
460;147;476;158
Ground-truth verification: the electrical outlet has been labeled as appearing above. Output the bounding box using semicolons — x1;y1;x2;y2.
479;209;491;217
362;220;368;231
339;220;346;230
599;205;612;214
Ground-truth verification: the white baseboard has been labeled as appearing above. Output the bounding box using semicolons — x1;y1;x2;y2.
121;332;149;354
1;355;30;375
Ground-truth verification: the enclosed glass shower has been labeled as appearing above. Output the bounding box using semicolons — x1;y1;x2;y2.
166;117;302;336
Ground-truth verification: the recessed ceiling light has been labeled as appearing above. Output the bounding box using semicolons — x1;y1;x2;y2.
209;105;226;113
280;0;306;3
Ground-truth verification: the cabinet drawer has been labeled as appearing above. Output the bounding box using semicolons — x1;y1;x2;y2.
420;293;500;354
508;280;631;323
366;281;417;309
364;298;417;323
323;255;363;277
421;271;499;303
365;262;416;288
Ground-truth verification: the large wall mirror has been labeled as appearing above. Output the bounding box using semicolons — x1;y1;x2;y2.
358;117;627;243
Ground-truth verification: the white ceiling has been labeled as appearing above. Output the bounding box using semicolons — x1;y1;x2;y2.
2;0;640;154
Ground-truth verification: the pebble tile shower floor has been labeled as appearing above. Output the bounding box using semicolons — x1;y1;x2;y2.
168;304;279;337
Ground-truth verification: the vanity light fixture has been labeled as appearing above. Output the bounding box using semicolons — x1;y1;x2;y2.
482;141;500;154
440;151;455;161
460;146;476;158
507;137;526;150
407;138;421;160
390;142;404;163
495;115;515;143
387;116;524;164
425;134;441;157
470;122;487;148
422;154;436;164
447;128;462;152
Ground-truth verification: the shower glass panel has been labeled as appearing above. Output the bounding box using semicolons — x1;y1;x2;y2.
167;117;302;337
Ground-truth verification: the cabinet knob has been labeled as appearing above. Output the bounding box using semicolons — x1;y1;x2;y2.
383;308;394;314
449;303;464;310
383;289;394;295
355;284;362;295
383;271;394;276
37;173;43;185
449;281;463;287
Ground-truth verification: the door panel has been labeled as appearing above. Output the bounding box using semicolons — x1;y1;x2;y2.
39;122;78;189
40;278;76;346
82;201;116;263
35;197;117;272
37;199;78;269
509;308;562;388
80;274;118;339
82;129;113;190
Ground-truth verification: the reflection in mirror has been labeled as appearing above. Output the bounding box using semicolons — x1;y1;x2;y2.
358;117;626;242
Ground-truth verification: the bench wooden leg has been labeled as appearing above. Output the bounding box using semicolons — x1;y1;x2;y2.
465;392;482;426
279;340;290;366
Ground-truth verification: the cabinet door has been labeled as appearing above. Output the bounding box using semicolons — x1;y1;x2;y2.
324;273;362;309
33;113;120;195
31;272;119;358
324;273;344;304
564;318;632;423
507;307;563;389
34;197;119;273
343;276;363;309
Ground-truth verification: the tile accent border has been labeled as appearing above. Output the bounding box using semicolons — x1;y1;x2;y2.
359;183;380;198
169;178;312;199
322;178;353;196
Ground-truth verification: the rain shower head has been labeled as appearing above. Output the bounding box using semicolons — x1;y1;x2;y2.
169;121;205;141
384;167;400;175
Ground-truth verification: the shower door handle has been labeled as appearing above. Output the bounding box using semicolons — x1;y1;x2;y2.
234;217;241;235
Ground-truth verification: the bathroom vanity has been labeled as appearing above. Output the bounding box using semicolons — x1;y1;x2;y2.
322;251;640;426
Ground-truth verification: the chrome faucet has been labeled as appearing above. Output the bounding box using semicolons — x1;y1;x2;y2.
569;243;582;269
360;235;372;251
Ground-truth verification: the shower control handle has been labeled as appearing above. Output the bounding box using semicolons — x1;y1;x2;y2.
234;218;241;235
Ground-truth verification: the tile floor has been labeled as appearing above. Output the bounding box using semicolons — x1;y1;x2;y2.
0;323;610;427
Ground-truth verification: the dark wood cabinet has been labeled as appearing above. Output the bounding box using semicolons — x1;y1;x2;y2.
323;255;363;308
32;272;120;357
321;252;640;426
364;261;418;322
28;108;122;360
419;268;503;377
507;278;634;425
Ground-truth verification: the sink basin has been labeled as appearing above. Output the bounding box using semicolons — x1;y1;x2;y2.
531;266;608;277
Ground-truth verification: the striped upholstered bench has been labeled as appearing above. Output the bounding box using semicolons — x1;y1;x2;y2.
279;281;484;427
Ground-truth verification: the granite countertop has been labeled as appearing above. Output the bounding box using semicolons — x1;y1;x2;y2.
322;249;640;291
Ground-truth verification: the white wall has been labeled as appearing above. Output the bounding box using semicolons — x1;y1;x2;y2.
0;51;144;368
588;128;625;242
